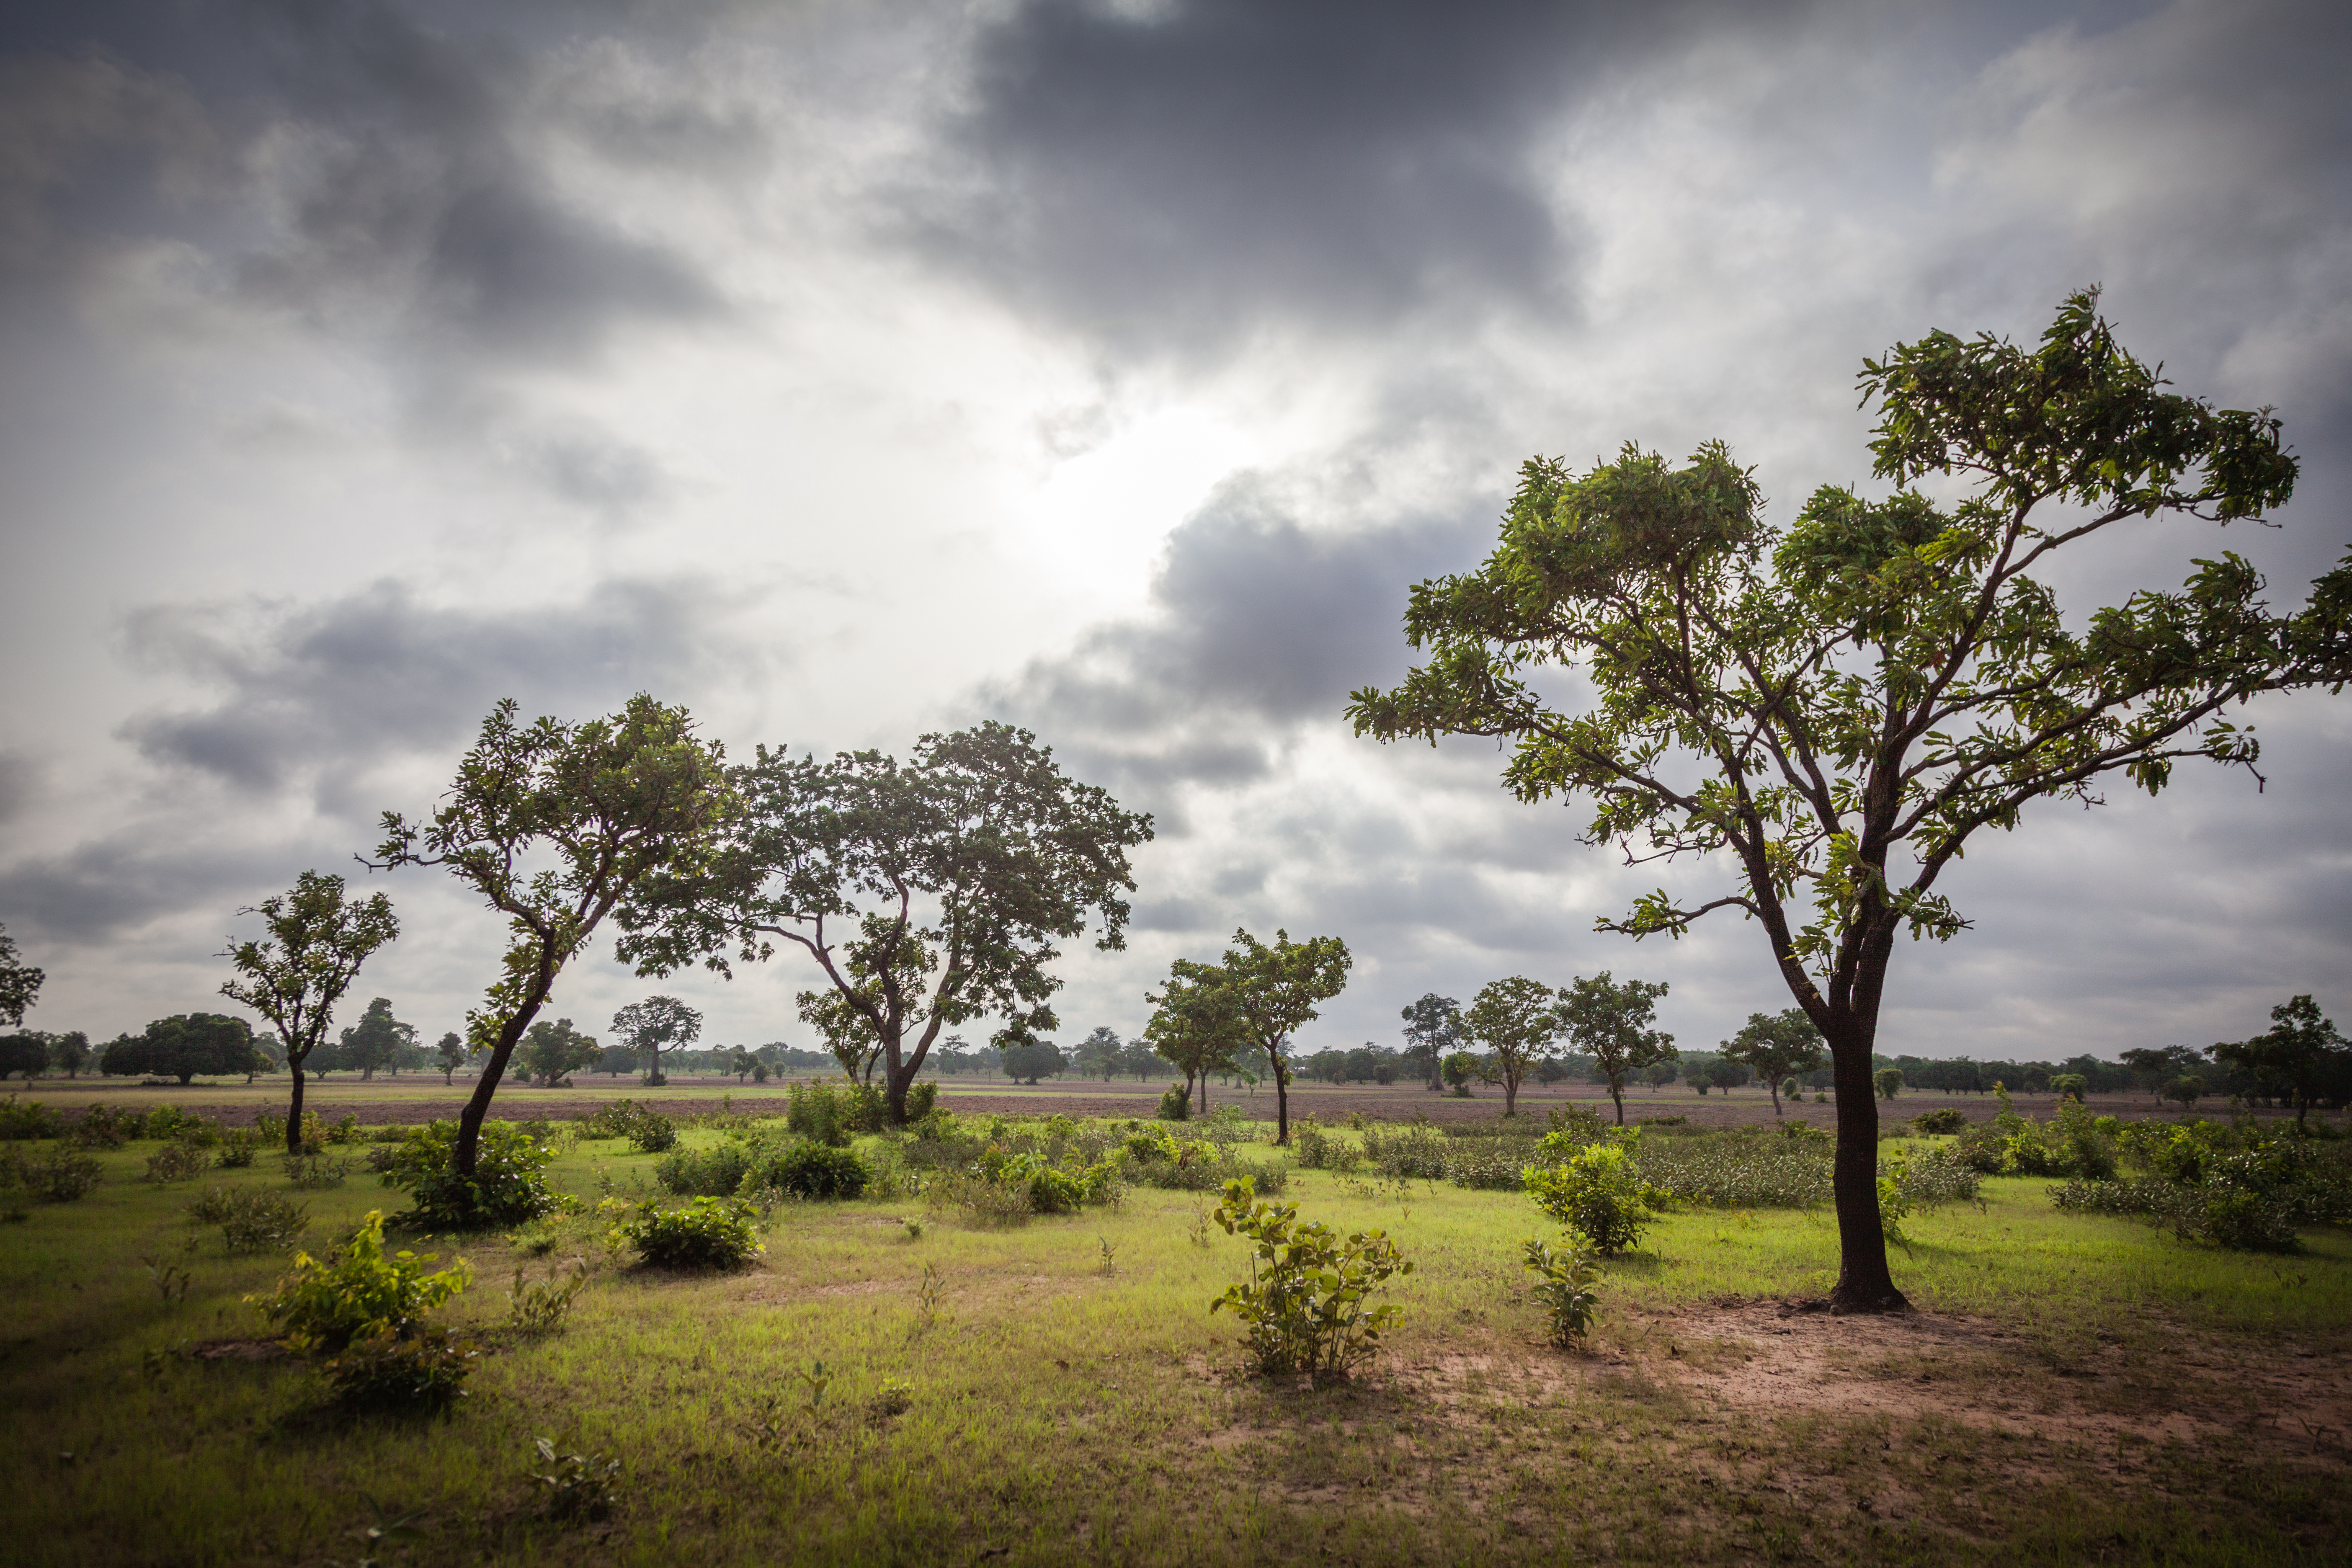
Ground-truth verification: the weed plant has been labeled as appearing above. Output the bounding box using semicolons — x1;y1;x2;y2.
322;1325;477;1413
1209;1178;1411;1382
0;1096;62;1140
504;1261;588;1334
1521;1235;1602;1346
532;1437;621;1522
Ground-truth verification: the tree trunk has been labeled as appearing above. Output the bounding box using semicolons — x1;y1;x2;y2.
1609;1080;1625;1124
1769;1080;1783;1117
1269;1047;1290;1143
1504;1069;1519;1118
286;1061;308;1155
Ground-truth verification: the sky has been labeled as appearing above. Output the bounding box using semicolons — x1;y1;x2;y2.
2;0;2347;1064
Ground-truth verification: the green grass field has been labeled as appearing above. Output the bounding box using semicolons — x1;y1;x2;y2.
6;1119;2348;1566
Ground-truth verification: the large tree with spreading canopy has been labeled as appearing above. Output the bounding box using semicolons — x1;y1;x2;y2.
1350;291;2349;1312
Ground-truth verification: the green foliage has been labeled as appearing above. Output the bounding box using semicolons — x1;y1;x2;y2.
1461;975;1560;1114
379;1120;557;1229
249;1210;472;1351
1556;973;1674;1121
2055;1122;2350;1252
0;1096;62;1140
750;1139;870;1200
1720;1011;1825;1111
1208;1178;1411;1381
1360;1122;1452;1181
216;1128;260;1168
655;1140;756;1197
1911;1107;1968;1135
1289;1117;1361;1172
518;1016;601;1087
2210;995;2349;1124
188;1187;311;1252
100;1014;266;1084
217;870;399;1137
26;1148;102;1202
782;1080;882;1146
1215;927;1353;1141
622;1197;762;1269
2049;1073;2088;1101
1635;1129;1831;1210
505;1261;588;1334
0;921;42;1028
627;1115;679;1154
1524;1133;1661;1253
1155;1082;1192;1121
1873;1067;1904;1100
142;1142;211;1184
322;1326;477;1413
533;1437;622;1522
282;1151;351;1188
1521;1235;1602;1346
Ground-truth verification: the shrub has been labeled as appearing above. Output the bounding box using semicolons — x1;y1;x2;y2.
505;1261;588;1334
283;1152;352;1188
1635;1132;1830;1210
655;1141;756;1197
69;1105;136;1148
1911;1107;1968;1135
628;1115;678;1155
785;1080;890;1146
216;1129;259;1168
141;1106;216;1144
1952;1122;2007;1173
1521;1236;1601;1346
1291;1118;1361;1172
622;1197;762;1269
323;1326;477;1413
1446;1137;1547;1191
1209;1177;1411;1381
143;1141;212;1184
249;1210;472;1351
30;1148;102;1202
1360;1123;1450;1181
380;1120;557;1228
188;1187;311;1252
0;1096;62;1141
1155;1083;1193;1121
1524;1136;1663;1253
753;1140;870;1200
1885;1143;1982;1209
1873;1068;1904;1099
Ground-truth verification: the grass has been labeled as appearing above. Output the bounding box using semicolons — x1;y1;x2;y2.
5;1119;2348;1565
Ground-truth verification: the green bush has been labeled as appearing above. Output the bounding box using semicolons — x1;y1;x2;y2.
505;1262;588;1334
1634;1132;1830;1209
379;1120;557;1228
628;1115;678;1154
1523;1135;1661;1254
1445;1137;1547;1191
322;1325;477;1413
655;1141;756;1197
622;1197;762;1269
784;1080;889;1145
753;1140;870;1200
1155;1083;1192;1121
1911;1107;1968;1135
249;1210;472;1351
1290;1117;1361;1172
0;1096;62;1140
188;1187;310;1252
1521;1235;1601;1346
1209;1178;1411;1381
143;1141;212;1183
68;1105;136;1148
29;1148;102;1202
216;1129;259;1168
1359;1123;1451;1181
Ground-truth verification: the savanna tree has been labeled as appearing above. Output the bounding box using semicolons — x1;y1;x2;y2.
612;995;701;1085
1351;291;2349;1311
1399;993;1463;1091
337;996;414;1081
1720;1009;1826;1117
370;696;734;1179
1555;973;1675;1125
1217;928;1351;1144
2211;995;2348;1126
433;1031;466;1085
616;722;1151;1124
101;1014;263;1085
1145;960;1247;1114
521;1018;601;1087
219;870;400;1154
1462;976;1560;1117
0;923;41;1028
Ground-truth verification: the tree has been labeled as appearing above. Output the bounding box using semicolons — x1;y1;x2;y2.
996;1025;1064;1085
1074;1026;1125;1081
1399;993;1464;1092
520;1017;601;1087
101;1014;262;1084
50;1030;90;1078
1642;1060;1679;1088
370;695;733;1181
1720;1010;1826;1117
2121;1044;2201;1106
726;1044;755;1083
1556;973;1674;1125
0;1033;45;1080
2161;1074;2205;1112
1217;928;1350;1145
2049;1072;2087;1102
1145;962;1246;1114
2210;995;2348;1127
1350;291;2347;1312
611;995;701;1086
337;997;414;1081
1461;976;1559;1117
1874;1068;1904;1100
615;722;1151;1125
219;869;400;1155
433;1031;467;1085
0;922;41;1027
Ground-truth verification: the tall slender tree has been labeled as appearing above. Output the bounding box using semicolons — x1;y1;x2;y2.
1145;960;1247;1115
1461;977;1560;1117
1217;928;1351;1145
1399;993;1463;1092
1351;291;2347;1312
220;871;399;1154
370;696;733;1181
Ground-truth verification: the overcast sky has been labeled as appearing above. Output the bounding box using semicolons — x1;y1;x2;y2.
3;0;2346;1063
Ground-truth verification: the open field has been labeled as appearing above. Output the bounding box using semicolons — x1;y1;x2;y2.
7;1111;2349;1566
3;1074;2281;1131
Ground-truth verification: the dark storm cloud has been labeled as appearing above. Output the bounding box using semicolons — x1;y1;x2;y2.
978;478;1483;802
906;0;1799;349
118;575;744;797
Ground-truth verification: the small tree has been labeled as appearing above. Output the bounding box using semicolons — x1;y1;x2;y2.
1074;1026;1125;1081
50;1030;90;1078
614;722;1151;1125
1462;976;1559;1117
2210;995;2348;1127
611;995;701;1086
220;871;400;1153
726;1045;754;1083
338;997;414;1082
1720;1010;1826;1117
2161;1074;2205;1112
2049;1072;2087;1102
102;1014;263;1085
1145;962;1246;1115
1400;993;1463;1092
520;1018;600;1087
1556;973;1674;1125
996;1026;1063;1084
0;1033;46;1081
369;695;733;1181
0;922;42;1027
433;1032;466;1085
1873;1068;1904;1101
1350;291;2345;1311
1642;1060;1679;1088
1218;928;1351;1145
